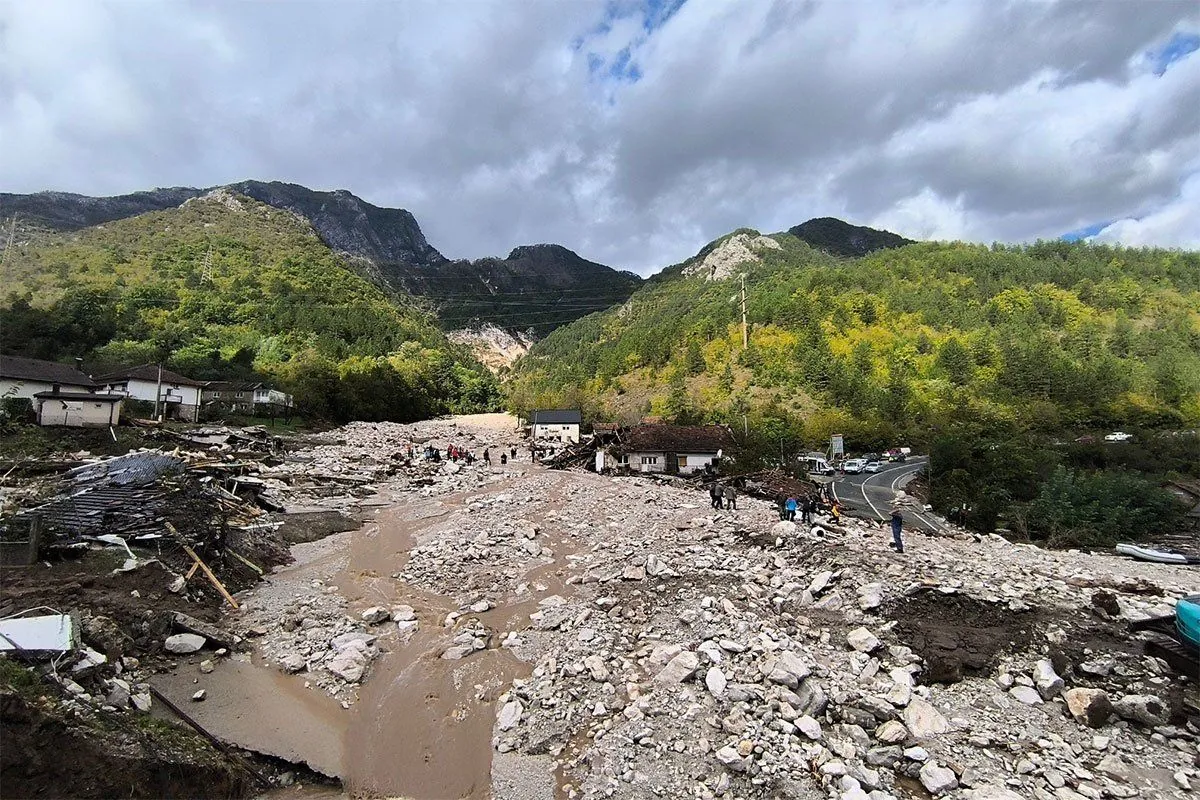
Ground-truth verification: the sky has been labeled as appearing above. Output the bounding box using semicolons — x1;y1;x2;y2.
1;0;1198;275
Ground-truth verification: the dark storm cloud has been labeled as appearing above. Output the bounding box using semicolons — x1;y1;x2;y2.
1;0;1198;272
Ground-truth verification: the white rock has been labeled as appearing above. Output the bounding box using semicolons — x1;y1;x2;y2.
963;786;1025;800
327;651;366;682
654;651;700;685
392;605;416;622
396;620;419;636
715;744;750;772
766;651;810;688
875;720;908;744
279;654;307;673
901;698;949;739
705;666;728;698
1033;659;1064;699
584;654;609;682
497;699;523;731
164;633;206;654
796;715;822;740
470;600;491;613
772;521;797;538
919;761;958;794
857;583;883;610
330;632;376;651
1009;685;1043;705
441;644;473;660
361;606;391;625
191;689;207;702
622;565;646;580
808;570;834;595
847;627;881;653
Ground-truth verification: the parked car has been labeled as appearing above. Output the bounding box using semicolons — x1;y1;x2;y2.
864;461;883;473
863;452;881;463
885;448;907;462
801;456;836;476
843;458;867;474
1104;431;1133;442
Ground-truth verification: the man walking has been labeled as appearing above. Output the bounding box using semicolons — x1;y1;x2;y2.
710;484;723;510
888;491;912;554
785;495;798;521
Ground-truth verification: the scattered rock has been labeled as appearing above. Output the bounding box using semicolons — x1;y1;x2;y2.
361;606;391;625
846;626;880;653
1009;685;1043;705
279;654;307;673
1033;659;1064;699
901;698;949;739
919;761;958;794
191;689;206;702
654;651;699;685
497;699;523;731
164;633;206;654
704;666;727;698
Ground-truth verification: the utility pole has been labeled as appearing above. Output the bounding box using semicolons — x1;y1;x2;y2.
740;273;749;349
154;363;164;421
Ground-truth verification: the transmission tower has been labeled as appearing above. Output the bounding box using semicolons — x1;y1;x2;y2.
200;246;214;283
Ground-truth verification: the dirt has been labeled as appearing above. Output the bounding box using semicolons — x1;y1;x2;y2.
885;589;1045;683
0;682;250;799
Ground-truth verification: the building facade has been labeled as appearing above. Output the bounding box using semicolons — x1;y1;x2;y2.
531;409;582;443
95;365;203;422
0;355;97;400
34;391;124;427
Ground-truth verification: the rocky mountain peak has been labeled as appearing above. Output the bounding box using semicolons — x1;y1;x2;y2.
788;217;914;257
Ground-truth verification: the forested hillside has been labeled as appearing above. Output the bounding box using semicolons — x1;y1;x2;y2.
1;190;499;421
510;228;1200;543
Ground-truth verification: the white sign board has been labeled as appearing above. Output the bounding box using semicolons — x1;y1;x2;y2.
831;434;844;457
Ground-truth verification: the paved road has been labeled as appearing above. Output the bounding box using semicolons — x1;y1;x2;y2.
827;458;946;532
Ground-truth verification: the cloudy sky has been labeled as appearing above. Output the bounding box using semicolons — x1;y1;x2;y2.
2;0;1198;273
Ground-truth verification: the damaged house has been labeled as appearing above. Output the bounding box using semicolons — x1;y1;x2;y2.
614;424;737;476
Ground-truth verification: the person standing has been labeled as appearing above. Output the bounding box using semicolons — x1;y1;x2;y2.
483;448;491;465
888;491;911;553
500;452;508;465
510;446;517;460
710;484;723;510
800;495;813;525
785;495;797;521
723;484;737;511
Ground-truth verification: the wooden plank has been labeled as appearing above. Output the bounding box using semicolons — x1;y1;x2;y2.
165;522;239;609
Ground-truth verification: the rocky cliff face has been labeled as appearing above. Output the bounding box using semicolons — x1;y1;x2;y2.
1;183;640;336
788;217;913;257
446;324;536;373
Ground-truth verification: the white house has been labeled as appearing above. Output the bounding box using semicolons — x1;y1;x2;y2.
619;424;737;476
0;355;97;399
531;409;582;444
95;365;203;422
34;390;124;427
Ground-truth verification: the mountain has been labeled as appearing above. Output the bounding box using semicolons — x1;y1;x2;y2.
1;182;640;335
509;228;1200;540
0;189;498;422
788;217;913;257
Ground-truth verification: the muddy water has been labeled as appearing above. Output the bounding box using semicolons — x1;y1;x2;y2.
153;656;347;778
167;466;581;800
334;478;580;799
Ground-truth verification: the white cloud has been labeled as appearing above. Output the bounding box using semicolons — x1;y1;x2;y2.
1;0;1198;272
1092;172;1200;247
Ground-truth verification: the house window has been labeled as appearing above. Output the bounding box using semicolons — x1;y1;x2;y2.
677;455;688;469
236;392;244;398
641;456;659;465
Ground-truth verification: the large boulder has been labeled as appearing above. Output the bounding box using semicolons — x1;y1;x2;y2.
654;651;700;685
1112;694;1168;727
1064;687;1113;728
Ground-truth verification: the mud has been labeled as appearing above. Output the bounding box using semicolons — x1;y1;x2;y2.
885;589;1044;683
0;688;250;799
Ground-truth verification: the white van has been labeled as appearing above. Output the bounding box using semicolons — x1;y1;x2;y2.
801;456;835;476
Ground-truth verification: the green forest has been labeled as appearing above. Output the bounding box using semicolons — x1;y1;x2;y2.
1;193;499;421
510;231;1200;545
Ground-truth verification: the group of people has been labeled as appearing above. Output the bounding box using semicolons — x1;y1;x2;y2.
707;482;739;510
481;446;522;466
781;493;820;524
